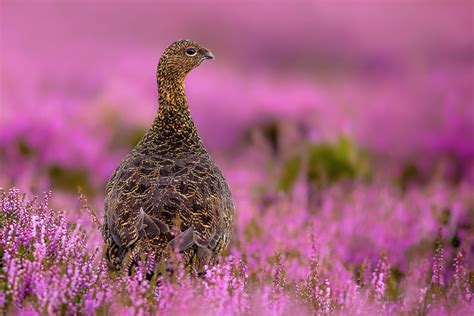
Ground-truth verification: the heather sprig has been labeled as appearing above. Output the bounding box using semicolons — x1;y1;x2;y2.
1;184;473;314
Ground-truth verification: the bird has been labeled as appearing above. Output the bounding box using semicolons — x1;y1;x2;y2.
102;39;234;275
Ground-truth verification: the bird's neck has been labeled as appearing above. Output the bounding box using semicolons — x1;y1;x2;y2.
144;72;202;149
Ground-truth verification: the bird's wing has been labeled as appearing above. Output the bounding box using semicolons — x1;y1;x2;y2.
168;205;218;252
168;226;194;251
191;207;218;248
108;202;141;248
107;153;172;249
143;209;170;235
110;206;169;248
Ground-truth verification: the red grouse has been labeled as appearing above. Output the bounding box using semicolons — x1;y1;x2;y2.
102;40;234;275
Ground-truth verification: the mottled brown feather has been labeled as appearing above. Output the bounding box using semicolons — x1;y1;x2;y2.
102;40;234;274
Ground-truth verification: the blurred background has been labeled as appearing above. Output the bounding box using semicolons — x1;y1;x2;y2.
2;4;474;310
1;1;473;211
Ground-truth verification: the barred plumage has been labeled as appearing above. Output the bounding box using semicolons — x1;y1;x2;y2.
102;40;234;275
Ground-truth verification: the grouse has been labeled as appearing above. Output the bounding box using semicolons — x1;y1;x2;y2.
102;40;234;275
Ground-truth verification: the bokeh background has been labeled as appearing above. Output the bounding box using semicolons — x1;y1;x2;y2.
1;1;474;313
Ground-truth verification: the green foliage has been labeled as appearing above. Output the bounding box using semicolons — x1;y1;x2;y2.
261;120;280;154
278;136;371;193
386;268;405;301
468;271;474;293
451;234;461;248
278;156;301;193
397;162;420;190
439;207;451;225
16;139;36;157
307;136;370;185
47;165;94;195
244;218;264;241
109;126;147;150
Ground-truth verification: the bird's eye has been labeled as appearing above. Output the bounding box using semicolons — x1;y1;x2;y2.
185;47;197;56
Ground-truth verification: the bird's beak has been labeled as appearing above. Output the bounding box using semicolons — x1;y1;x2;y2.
202;50;215;60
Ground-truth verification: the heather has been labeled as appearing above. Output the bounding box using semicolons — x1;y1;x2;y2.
1;1;473;315
1;183;473;314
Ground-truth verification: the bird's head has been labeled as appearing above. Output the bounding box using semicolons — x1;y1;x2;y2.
158;39;214;80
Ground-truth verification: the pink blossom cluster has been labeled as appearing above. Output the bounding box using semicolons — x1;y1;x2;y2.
1;2;473;315
1;183;472;315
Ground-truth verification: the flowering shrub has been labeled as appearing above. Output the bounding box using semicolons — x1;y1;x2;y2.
1;2;473;315
1;184;472;315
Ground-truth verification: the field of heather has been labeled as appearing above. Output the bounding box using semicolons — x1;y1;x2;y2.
1;1;473;315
